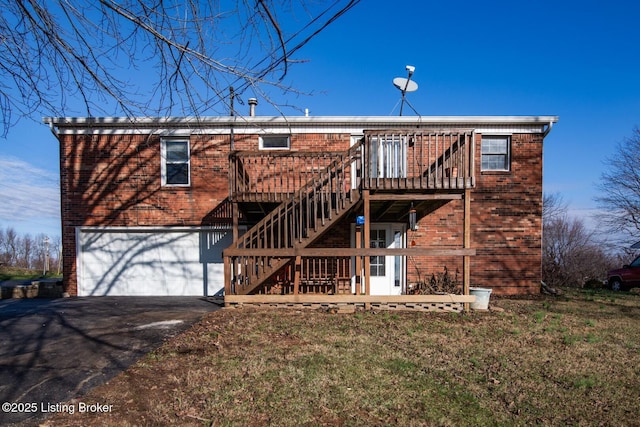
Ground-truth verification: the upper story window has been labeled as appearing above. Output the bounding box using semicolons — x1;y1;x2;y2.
259;135;290;150
161;139;190;186
481;135;510;171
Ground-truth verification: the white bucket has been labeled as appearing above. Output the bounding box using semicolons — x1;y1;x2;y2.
469;287;492;310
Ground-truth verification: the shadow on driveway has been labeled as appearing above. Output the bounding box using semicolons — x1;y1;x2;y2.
0;296;220;426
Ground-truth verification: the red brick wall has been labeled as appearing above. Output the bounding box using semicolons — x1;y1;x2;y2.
306;133;544;296
59;133;232;294
59;132;351;295
406;199;464;290
60;130;542;296
470;133;543;295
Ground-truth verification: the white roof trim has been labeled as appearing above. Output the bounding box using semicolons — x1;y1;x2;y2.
44;115;558;136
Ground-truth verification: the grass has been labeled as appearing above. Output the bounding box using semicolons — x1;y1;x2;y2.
45;287;640;426
0;266;62;281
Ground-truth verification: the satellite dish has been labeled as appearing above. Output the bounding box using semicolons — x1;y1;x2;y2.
393;77;418;93
392;65;420;116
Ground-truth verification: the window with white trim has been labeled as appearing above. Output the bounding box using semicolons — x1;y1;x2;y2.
259;135;290;150
161;139;190;186
481;135;510;171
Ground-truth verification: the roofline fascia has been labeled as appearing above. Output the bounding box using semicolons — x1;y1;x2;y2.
43;115;559;137
43;115;558;127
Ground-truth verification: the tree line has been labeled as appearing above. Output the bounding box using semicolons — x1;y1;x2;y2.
0;226;61;274
542;127;640;288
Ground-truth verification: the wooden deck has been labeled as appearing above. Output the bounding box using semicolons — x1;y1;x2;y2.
224;294;476;313
224;129;476;308
229;130;476;203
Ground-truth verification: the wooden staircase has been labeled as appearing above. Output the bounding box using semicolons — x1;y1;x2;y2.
227;142;362;295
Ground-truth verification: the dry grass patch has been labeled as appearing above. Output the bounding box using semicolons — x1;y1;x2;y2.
45;288;640;426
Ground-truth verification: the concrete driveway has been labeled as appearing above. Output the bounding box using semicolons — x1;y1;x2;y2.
0;296;220;426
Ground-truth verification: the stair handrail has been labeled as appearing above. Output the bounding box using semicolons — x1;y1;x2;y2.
234;140;363;250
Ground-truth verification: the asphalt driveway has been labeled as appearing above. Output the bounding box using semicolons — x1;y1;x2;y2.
0;296;220;426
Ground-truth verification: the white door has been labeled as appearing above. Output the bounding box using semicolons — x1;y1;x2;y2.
352;223;405;295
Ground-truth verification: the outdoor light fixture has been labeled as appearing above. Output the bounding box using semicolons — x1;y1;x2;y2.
409;203;417;231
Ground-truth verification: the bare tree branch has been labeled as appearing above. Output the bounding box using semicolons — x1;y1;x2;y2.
595;127;640;242
543;192;568;222
0;0;361;136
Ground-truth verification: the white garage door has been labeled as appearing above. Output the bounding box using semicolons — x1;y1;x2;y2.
77;227;232;296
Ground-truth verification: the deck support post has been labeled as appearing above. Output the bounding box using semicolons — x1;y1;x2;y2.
355;225;362;295
293;256;301;295
224;256;231;307
232;202;239;242
463;189;471;312
363;189;371;309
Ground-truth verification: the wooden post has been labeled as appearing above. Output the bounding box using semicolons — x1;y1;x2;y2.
463;188;471;312
231;202;239;304
232;202;239;242
363;189;371;309
293;256;301;295
223;255;231;307
355;225;362;295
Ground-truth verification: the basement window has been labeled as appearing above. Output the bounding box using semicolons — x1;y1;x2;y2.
259;135;290;150
161;139;191;186
481;135;510;171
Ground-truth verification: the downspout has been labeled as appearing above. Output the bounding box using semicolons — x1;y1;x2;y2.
45;118;59;139
542;120;554;138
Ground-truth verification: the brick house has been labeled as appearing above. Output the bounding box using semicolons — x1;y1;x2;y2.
45;114;557;308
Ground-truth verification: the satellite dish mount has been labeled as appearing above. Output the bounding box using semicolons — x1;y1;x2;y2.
392;65;419;116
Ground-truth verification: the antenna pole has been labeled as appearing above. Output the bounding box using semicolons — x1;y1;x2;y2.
229;87;235;151
399;68;415;116
392;66;419;116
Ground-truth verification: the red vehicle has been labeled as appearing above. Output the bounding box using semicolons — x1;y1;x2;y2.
607;255;640;291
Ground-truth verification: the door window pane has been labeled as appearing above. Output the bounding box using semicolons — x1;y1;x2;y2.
370;229;386;276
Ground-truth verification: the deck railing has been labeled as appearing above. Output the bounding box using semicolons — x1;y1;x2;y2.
230;151;352;202
234;143;361;250
232;256;352;295
229;129;475;201
362;130;475;190
226;144;362;294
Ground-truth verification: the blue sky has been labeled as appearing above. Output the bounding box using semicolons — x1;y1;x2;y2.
1;0;639;239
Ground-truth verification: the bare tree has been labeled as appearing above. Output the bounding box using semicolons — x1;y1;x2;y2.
0;0;360;136
595;127;640;245
543;213;620;288
16;234;35;269
3;227;18;267
32;233;48;272
51;235;62;275
542;193;615;288
0;228;6;266
543;192;568;221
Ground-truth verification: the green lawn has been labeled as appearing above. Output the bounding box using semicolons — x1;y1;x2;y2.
0;266;61;281
47;288;640;426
